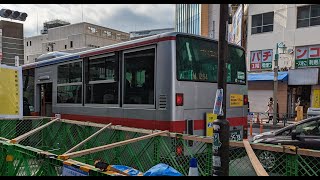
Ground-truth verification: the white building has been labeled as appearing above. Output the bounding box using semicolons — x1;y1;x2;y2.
24;21;130;64
247;4;320;116
129;28;174;40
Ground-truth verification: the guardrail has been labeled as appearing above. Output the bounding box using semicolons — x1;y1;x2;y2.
248;112;297;126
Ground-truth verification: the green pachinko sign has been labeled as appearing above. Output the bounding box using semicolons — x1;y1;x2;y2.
295;46;320;68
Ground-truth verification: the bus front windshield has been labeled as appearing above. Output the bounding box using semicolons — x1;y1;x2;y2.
176;35;246;84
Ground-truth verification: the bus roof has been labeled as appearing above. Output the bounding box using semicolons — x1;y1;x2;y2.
22;32;244;70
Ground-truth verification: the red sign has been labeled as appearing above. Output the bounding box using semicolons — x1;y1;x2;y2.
250;51;261;70
296;47;308;59
262;50;272;62
309;46;320;58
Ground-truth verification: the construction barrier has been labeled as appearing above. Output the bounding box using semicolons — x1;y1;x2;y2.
1;117;320;176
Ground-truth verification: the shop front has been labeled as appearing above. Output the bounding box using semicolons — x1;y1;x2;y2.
288;68;320;117
248;71;288;115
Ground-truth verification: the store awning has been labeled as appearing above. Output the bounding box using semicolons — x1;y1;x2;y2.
288;68;319;85
248;71;288;82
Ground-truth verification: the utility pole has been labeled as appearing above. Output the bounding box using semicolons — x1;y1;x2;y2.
273;43;279;126
212;4;230;176
273;42;286;126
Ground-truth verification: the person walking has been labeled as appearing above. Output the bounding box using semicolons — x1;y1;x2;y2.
266;97;274;123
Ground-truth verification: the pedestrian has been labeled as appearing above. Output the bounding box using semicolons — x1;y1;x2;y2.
266;97;274;123
23;97;31;116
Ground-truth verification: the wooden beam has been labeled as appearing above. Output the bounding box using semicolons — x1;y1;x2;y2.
59;130;168;160
64;123;112;154
10;118;59;144
0;137;9;141
243;139;269;176
230;141;244;147
298;148;320;158
250;143;284;153
60;119;214;143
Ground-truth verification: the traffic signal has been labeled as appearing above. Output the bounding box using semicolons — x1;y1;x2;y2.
0;9;28;21
0;9;12;18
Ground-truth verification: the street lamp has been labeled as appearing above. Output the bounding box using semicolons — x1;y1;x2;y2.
273;42;287;125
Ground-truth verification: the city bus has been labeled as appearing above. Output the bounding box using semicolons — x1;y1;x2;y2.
22;32;248;140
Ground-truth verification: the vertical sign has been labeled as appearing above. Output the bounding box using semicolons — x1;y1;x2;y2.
213;89;223;115
0;65;23;119
233;5;242;46
15;56;19;67
206;113;217;137
250;50;262;70
312;89;320;108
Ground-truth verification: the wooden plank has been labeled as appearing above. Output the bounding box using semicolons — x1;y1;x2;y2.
0;137;9;141
250;143;284;153
60;119;213;143
230;141;245;147
10;118;59;144
59;130;168;160
298;148;320;158
243;139;269;176
64;123;112;154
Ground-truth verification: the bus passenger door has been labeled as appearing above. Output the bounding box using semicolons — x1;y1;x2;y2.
39;83;53;117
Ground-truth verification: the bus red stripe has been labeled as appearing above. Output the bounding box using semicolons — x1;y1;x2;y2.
59;114;246;133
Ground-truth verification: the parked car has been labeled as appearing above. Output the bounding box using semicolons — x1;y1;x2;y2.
252;115;320;150
252;116;320;173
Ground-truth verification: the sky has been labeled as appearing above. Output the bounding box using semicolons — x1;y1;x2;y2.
0;4;175;37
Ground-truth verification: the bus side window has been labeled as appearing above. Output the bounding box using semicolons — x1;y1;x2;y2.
124;48;155;105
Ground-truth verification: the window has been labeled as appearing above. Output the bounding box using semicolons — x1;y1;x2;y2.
30;41;32;46
251;12;274;34
65;45;67;49
86;55;118;104
57;61;82;103
23;69;35;111
70;41;73;48
27;41;28;46
176;35;246;84
124;48;155;105
297;5;320;28
27;56;28;61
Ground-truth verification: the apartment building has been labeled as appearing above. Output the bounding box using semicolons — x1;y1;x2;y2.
0;20;24;66
24;20;130;64
247;4;320;116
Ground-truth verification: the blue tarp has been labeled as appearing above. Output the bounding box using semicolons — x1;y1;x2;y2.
248;71;288;81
